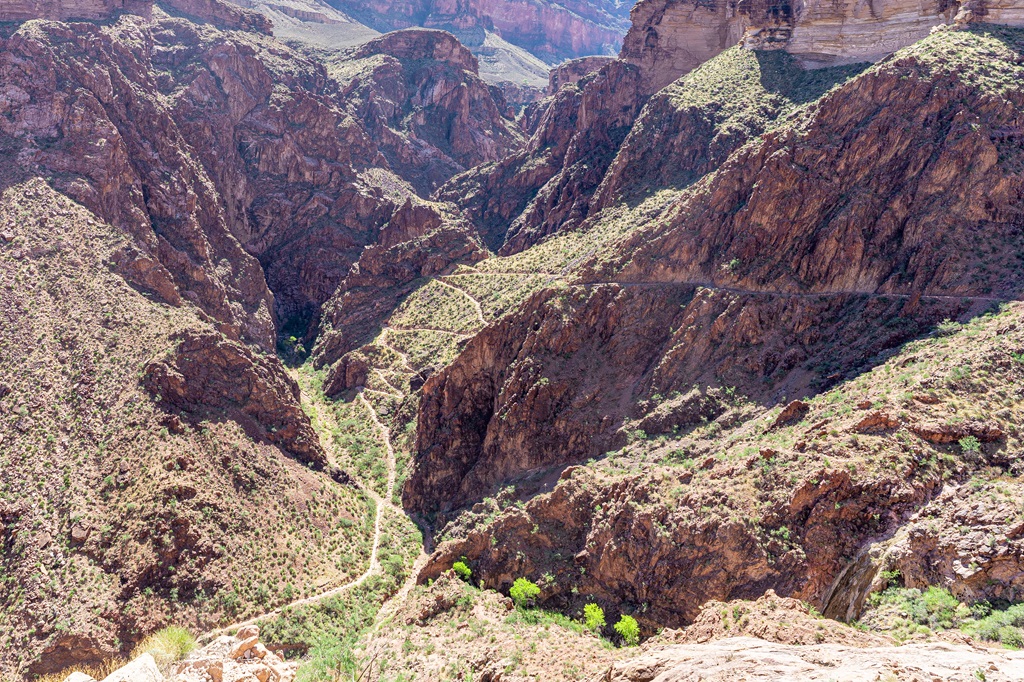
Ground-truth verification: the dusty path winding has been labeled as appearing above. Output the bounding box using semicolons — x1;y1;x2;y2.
202;371;422;640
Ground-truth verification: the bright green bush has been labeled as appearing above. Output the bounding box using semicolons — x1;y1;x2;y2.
959;435;981;453
509;577;541;608
583;603;606;632
968;603;1024;648
614;614;640;646
452;560;472;582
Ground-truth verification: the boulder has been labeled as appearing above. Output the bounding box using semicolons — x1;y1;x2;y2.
101;654;164;682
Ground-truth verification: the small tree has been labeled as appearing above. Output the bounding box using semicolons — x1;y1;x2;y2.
452;560;472;582
583;603;606;632
509;577;541;608
614;614;640;646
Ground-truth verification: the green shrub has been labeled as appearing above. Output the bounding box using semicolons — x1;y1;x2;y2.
509;577;541;608
967;603;1024;648
959;435;981;453
614;614;640;646
452;560;472;582
583;603;606;632
999;626;1023;649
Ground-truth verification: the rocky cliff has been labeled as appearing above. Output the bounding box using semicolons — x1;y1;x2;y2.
330;29;524;196
621;0;1024;95
405;25;1024;633
436;58;644;252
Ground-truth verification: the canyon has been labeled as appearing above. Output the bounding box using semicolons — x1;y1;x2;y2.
1;0;1024;679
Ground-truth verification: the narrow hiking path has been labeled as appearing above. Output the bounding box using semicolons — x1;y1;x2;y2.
203;374;429;640
436;277;486;328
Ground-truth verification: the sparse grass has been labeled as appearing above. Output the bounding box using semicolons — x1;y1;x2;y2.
32;656;129;682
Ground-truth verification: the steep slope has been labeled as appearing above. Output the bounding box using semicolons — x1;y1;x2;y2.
593;48;868;209
0;180;374;678
436;58;644;252
327;28;524;196
401;24;1024;635
0;6;506;678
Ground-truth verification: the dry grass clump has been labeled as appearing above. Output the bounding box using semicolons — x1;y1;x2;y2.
31;656;129;682
132;626;198;672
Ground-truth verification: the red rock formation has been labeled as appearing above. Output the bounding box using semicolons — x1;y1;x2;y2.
336;29;524;195
0;0;272;31
436;59;644;252
405;284;970;516
418;462;944;629
618;0;1009;95
314;209;488;386
547;54;614;93
594;48;866;210
0;16;278;347
143;331;327;466
162;0;274;33
409;24;1024;517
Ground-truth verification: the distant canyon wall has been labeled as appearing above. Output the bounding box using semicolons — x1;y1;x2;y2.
0;0;271;31
329;0;628;61
622;0;1024;93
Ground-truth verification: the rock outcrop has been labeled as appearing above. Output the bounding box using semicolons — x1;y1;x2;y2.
313;209;488;385
547;54;615;93
436;59;644;252
406;26;1024;632
172;626;297;682
143;331;327;467
593;48;866;209
0;0;149;21
333;29;524;195
603;637;1024;681
620;0;1024;95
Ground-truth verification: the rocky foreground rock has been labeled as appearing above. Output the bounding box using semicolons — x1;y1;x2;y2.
602;637;1024;681
61;627;295;682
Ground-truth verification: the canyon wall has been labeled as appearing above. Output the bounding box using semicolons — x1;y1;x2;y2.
0;0;147;21
622;0;1024;95
328;0;628;61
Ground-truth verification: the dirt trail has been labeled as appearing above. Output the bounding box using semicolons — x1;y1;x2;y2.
202;374;430;641
437;277;486;328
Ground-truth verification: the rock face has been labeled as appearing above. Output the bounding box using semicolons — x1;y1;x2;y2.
172;626;297;682
436;59;644;252
0;0;148;21
0;9;500;342
0;14;278;347
313;207;488;385
547;54;615;93
334;29;524;195
603;637;1024;681
328;0;629;61
619;0;1024;95
405;284;969;516
406;26;1024;631
0;0;272;32
414;26;1024;509
620;0;757;94
143;331;327;467
593;48;867;210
